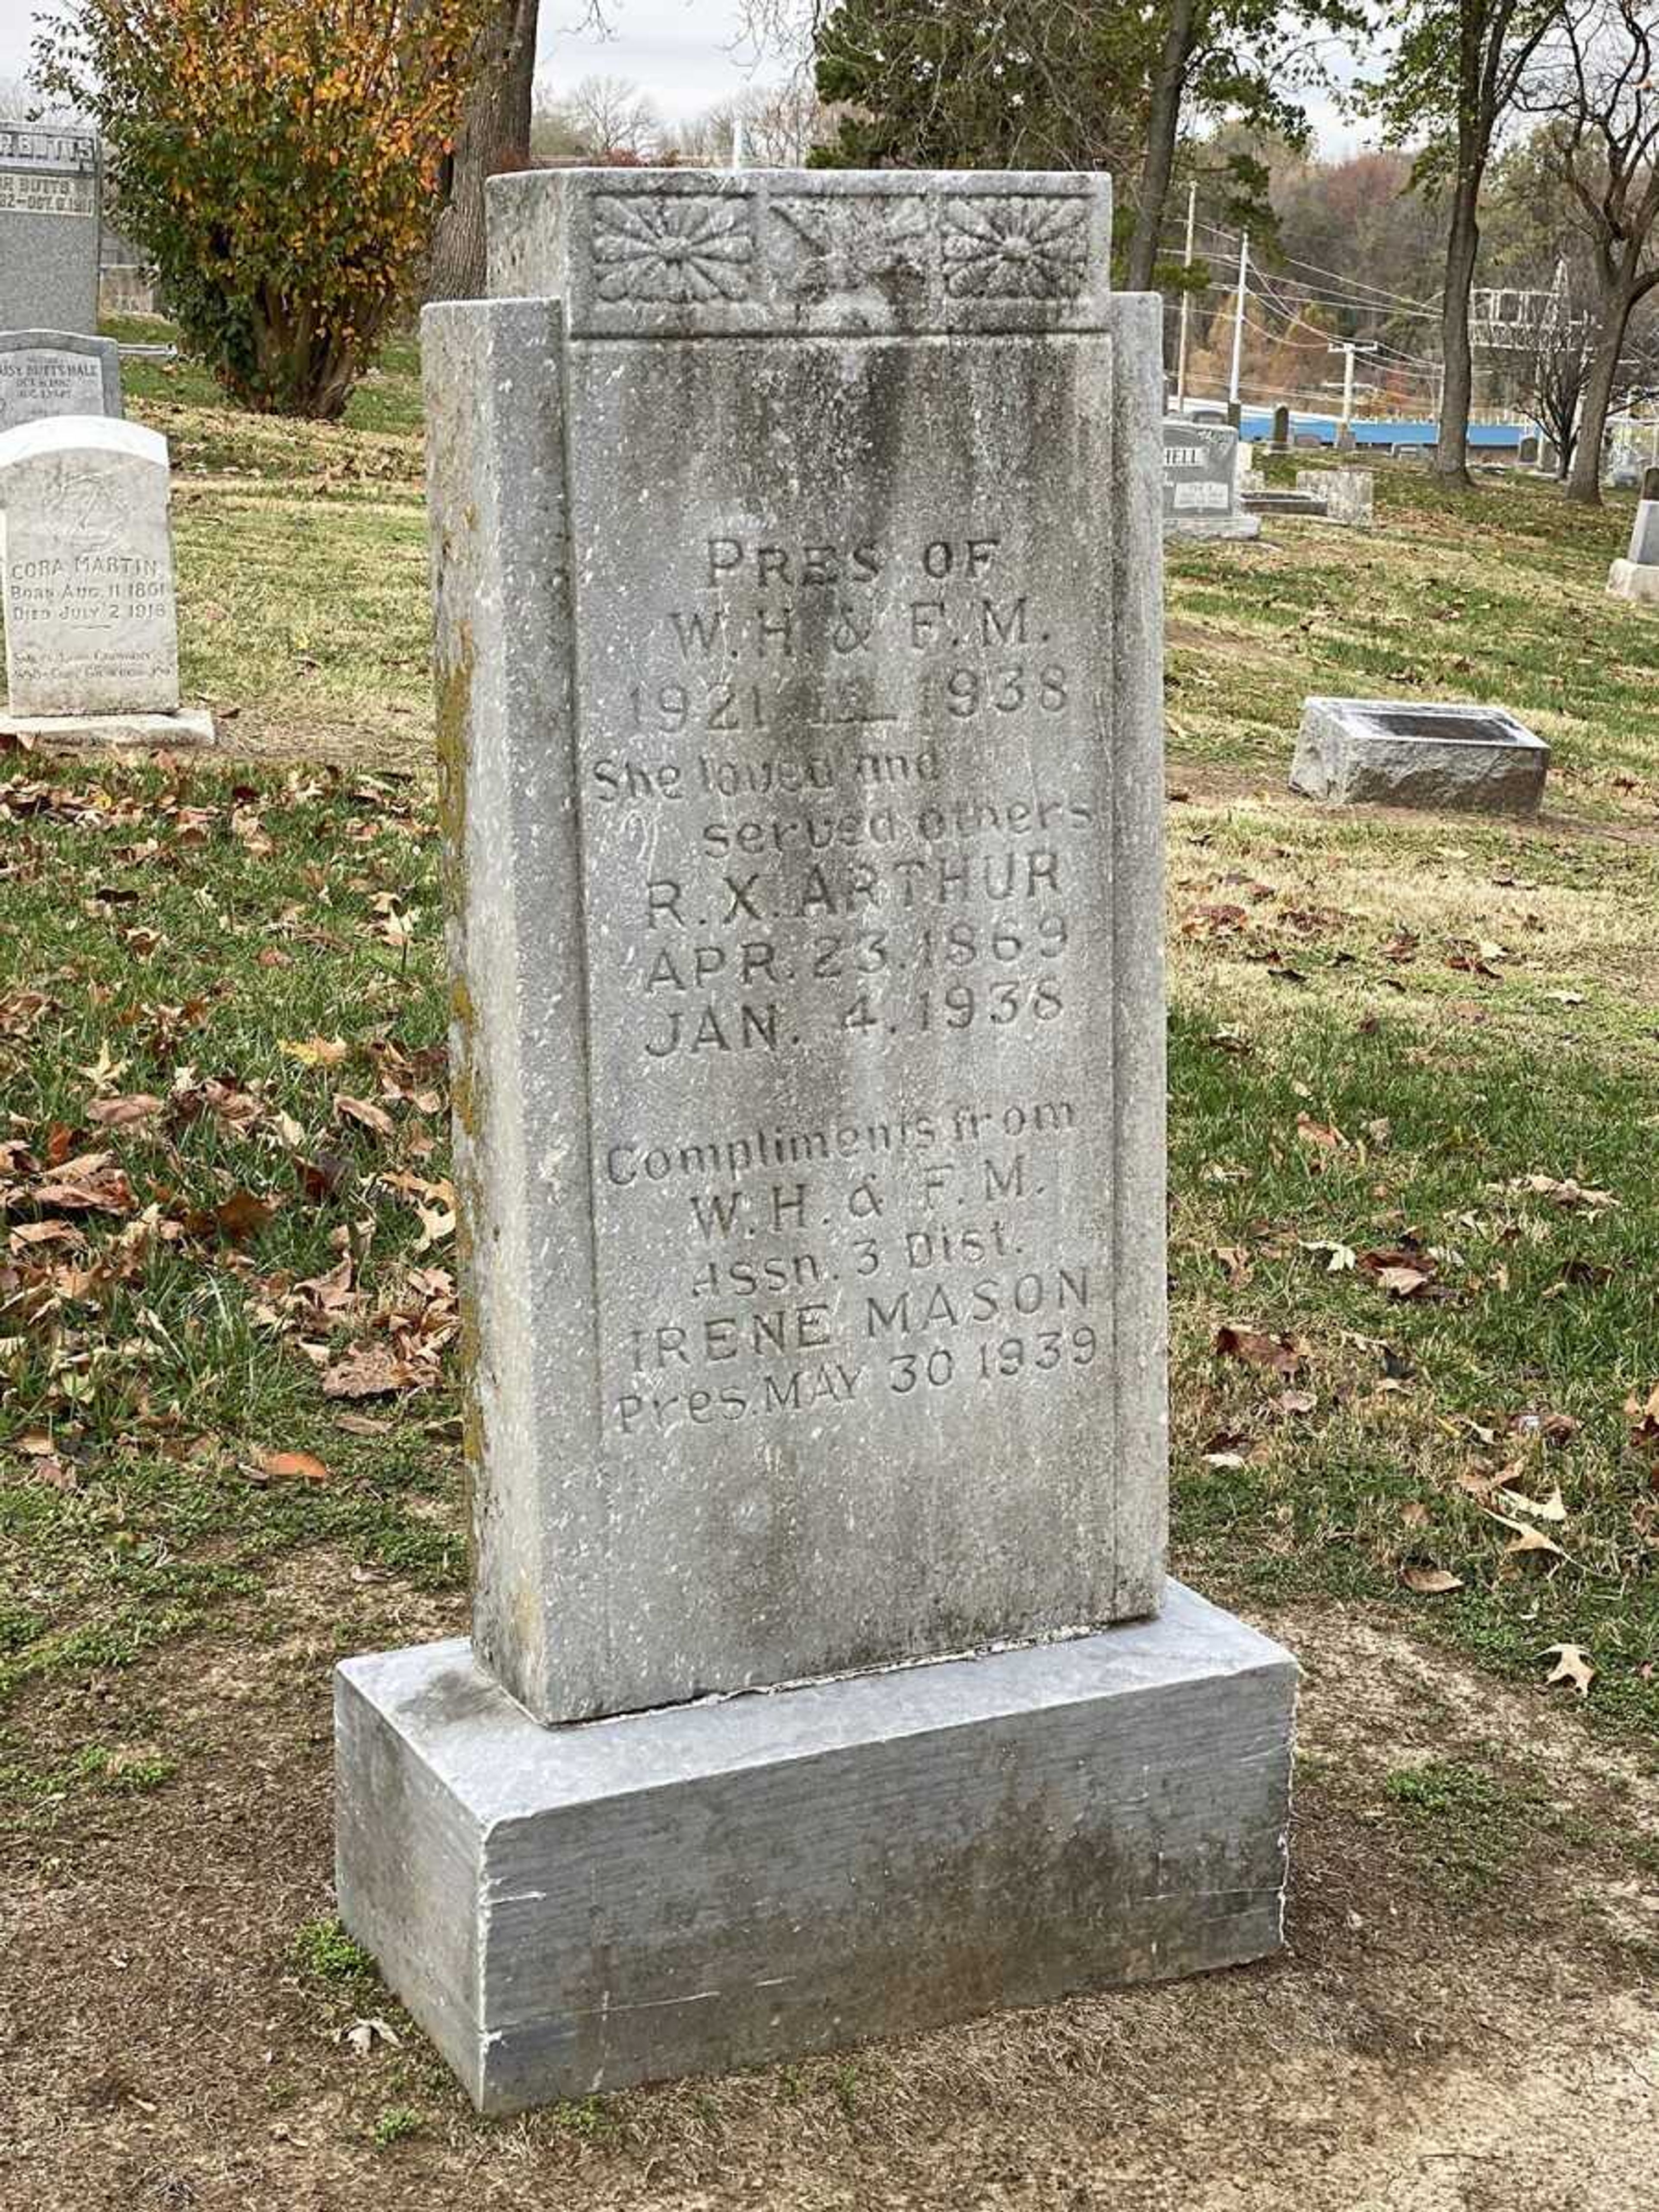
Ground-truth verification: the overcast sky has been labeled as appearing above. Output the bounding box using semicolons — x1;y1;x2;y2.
0;0;1356;145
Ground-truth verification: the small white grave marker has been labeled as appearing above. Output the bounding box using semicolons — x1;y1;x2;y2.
0;416;211;742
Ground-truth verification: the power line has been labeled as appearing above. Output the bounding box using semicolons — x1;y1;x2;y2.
1187;216;1443;318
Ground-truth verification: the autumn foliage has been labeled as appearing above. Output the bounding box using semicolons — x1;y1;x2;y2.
37;0;491;419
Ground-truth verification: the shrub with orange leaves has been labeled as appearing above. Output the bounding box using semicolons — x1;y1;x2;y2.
36;0;492;419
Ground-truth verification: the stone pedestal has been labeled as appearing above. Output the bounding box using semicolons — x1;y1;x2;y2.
0;707;214;748
1608;557;1659;606
337;1585;1296;2112
337;167;1297;2112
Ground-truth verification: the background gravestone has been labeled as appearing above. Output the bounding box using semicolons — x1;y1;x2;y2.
0;126;101;333
1608;467;1659;604
0;330;122;433
335;166;1297;2114
0;416;210;743
1163;416;1259;540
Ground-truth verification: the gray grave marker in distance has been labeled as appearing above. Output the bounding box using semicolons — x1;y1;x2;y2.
1163;416;1260;540
0;329;122;433
0;126;101;333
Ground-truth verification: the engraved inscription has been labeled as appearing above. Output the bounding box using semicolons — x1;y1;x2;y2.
0;350;103;430
591;192;755;303
575;353;1113;1452
0;169;95;218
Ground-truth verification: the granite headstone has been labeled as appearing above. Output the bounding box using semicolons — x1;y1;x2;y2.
0;330;121;433
335;166;1297;2113
0;417;178;716
0;126;101;333
1163;416;1260;540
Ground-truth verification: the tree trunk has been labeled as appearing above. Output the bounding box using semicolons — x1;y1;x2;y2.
1124;0;1198;294
427;0;540;305
1436;166;1481;488
1566;292;1634;505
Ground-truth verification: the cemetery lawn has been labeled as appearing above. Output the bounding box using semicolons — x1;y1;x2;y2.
1;369;1656;2204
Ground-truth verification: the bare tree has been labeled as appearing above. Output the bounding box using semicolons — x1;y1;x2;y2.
1522;1;1659;502
1509;262;1599;469
547;73;664;161
428;0;540;303
667;81;838;166
1375;0;1574;489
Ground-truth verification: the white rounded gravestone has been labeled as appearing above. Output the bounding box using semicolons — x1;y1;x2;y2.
0;415;178;716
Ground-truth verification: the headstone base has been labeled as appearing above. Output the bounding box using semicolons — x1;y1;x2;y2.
0;709;216;750
1165;512;1263;543
1608;558;1659;606
335;1583;1297;2115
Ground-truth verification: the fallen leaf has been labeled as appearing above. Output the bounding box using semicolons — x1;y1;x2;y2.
185;1190;276;1242
334;1093;397;1141
1540;1643;1595;1697
282;1036;350;1068
1214;1323;1306;1379
321;1342;416;1399
253;1448;329;1485
1626;1383;1659;1443
1295;1114;1348;1151
1402;1564;1464;1595
86;1093;165;1130
1494;1483;1567;1524
32;1152;134;1215
1492;1516;1568;1561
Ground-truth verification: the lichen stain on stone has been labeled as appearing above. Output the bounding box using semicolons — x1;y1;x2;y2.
431;614;488;1571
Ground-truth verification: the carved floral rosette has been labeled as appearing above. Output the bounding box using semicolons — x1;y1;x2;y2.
487;170;1117;337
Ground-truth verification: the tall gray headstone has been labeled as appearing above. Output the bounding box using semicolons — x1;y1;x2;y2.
0;127;101;334
0;329;122;433
335;166;1297;2113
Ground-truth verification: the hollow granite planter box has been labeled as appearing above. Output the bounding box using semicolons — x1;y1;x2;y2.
1290;696;1548;816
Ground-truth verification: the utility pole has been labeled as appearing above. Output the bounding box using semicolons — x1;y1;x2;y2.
1175;181;1197;411
1328;340;1379;427
1228;230;1249;411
